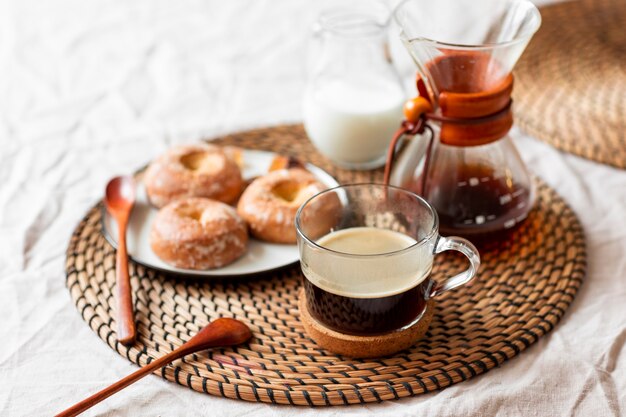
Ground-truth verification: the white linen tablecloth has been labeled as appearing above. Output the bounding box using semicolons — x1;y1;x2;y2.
0;0;624;415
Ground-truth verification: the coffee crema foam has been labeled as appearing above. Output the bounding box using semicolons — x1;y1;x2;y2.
301;227;432;299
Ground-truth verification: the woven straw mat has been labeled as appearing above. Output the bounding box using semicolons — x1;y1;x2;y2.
65;124;586;406
514;0;626;169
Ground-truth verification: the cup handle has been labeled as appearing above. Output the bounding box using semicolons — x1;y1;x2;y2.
428;236;481;298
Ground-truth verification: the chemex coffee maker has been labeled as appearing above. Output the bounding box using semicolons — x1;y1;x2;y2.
385;0;541;239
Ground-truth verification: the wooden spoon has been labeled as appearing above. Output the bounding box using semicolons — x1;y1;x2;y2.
55;318;252;417
104;175;137;345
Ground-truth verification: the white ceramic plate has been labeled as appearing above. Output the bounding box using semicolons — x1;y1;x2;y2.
102;149;339;277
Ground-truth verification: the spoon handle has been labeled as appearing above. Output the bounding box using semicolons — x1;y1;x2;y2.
54;350;181;417
54;318;252;417
116;218;136;345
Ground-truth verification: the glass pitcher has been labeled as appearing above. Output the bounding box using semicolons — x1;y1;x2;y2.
303;2;405;170
386;0;541;239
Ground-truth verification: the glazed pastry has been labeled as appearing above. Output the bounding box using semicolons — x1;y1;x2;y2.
268;154;305;172
144;143;243;208
237;169;327;244
150;197;248;269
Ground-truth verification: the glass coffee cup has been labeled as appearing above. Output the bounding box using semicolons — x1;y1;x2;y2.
295;184;480;336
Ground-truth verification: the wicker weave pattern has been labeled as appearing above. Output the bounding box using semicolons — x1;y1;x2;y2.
514;0;626;169
65;125;586;405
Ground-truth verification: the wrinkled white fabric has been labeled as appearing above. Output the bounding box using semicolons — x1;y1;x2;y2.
0;0;624;416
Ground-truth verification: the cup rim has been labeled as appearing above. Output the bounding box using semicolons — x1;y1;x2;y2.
393;0;542;50
295;183;440;258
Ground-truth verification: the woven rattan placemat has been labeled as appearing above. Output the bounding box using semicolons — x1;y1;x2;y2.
65;125;586;406
514;0;626;169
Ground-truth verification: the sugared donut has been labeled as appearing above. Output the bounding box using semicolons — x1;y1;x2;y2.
144;144;243;208
150;198;248;270
237;169;327;244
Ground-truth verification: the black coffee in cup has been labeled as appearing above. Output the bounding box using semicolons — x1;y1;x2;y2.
303;278;429;335
300;226;432;335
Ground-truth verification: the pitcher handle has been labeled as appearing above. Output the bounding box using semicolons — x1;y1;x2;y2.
429;236;481;298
